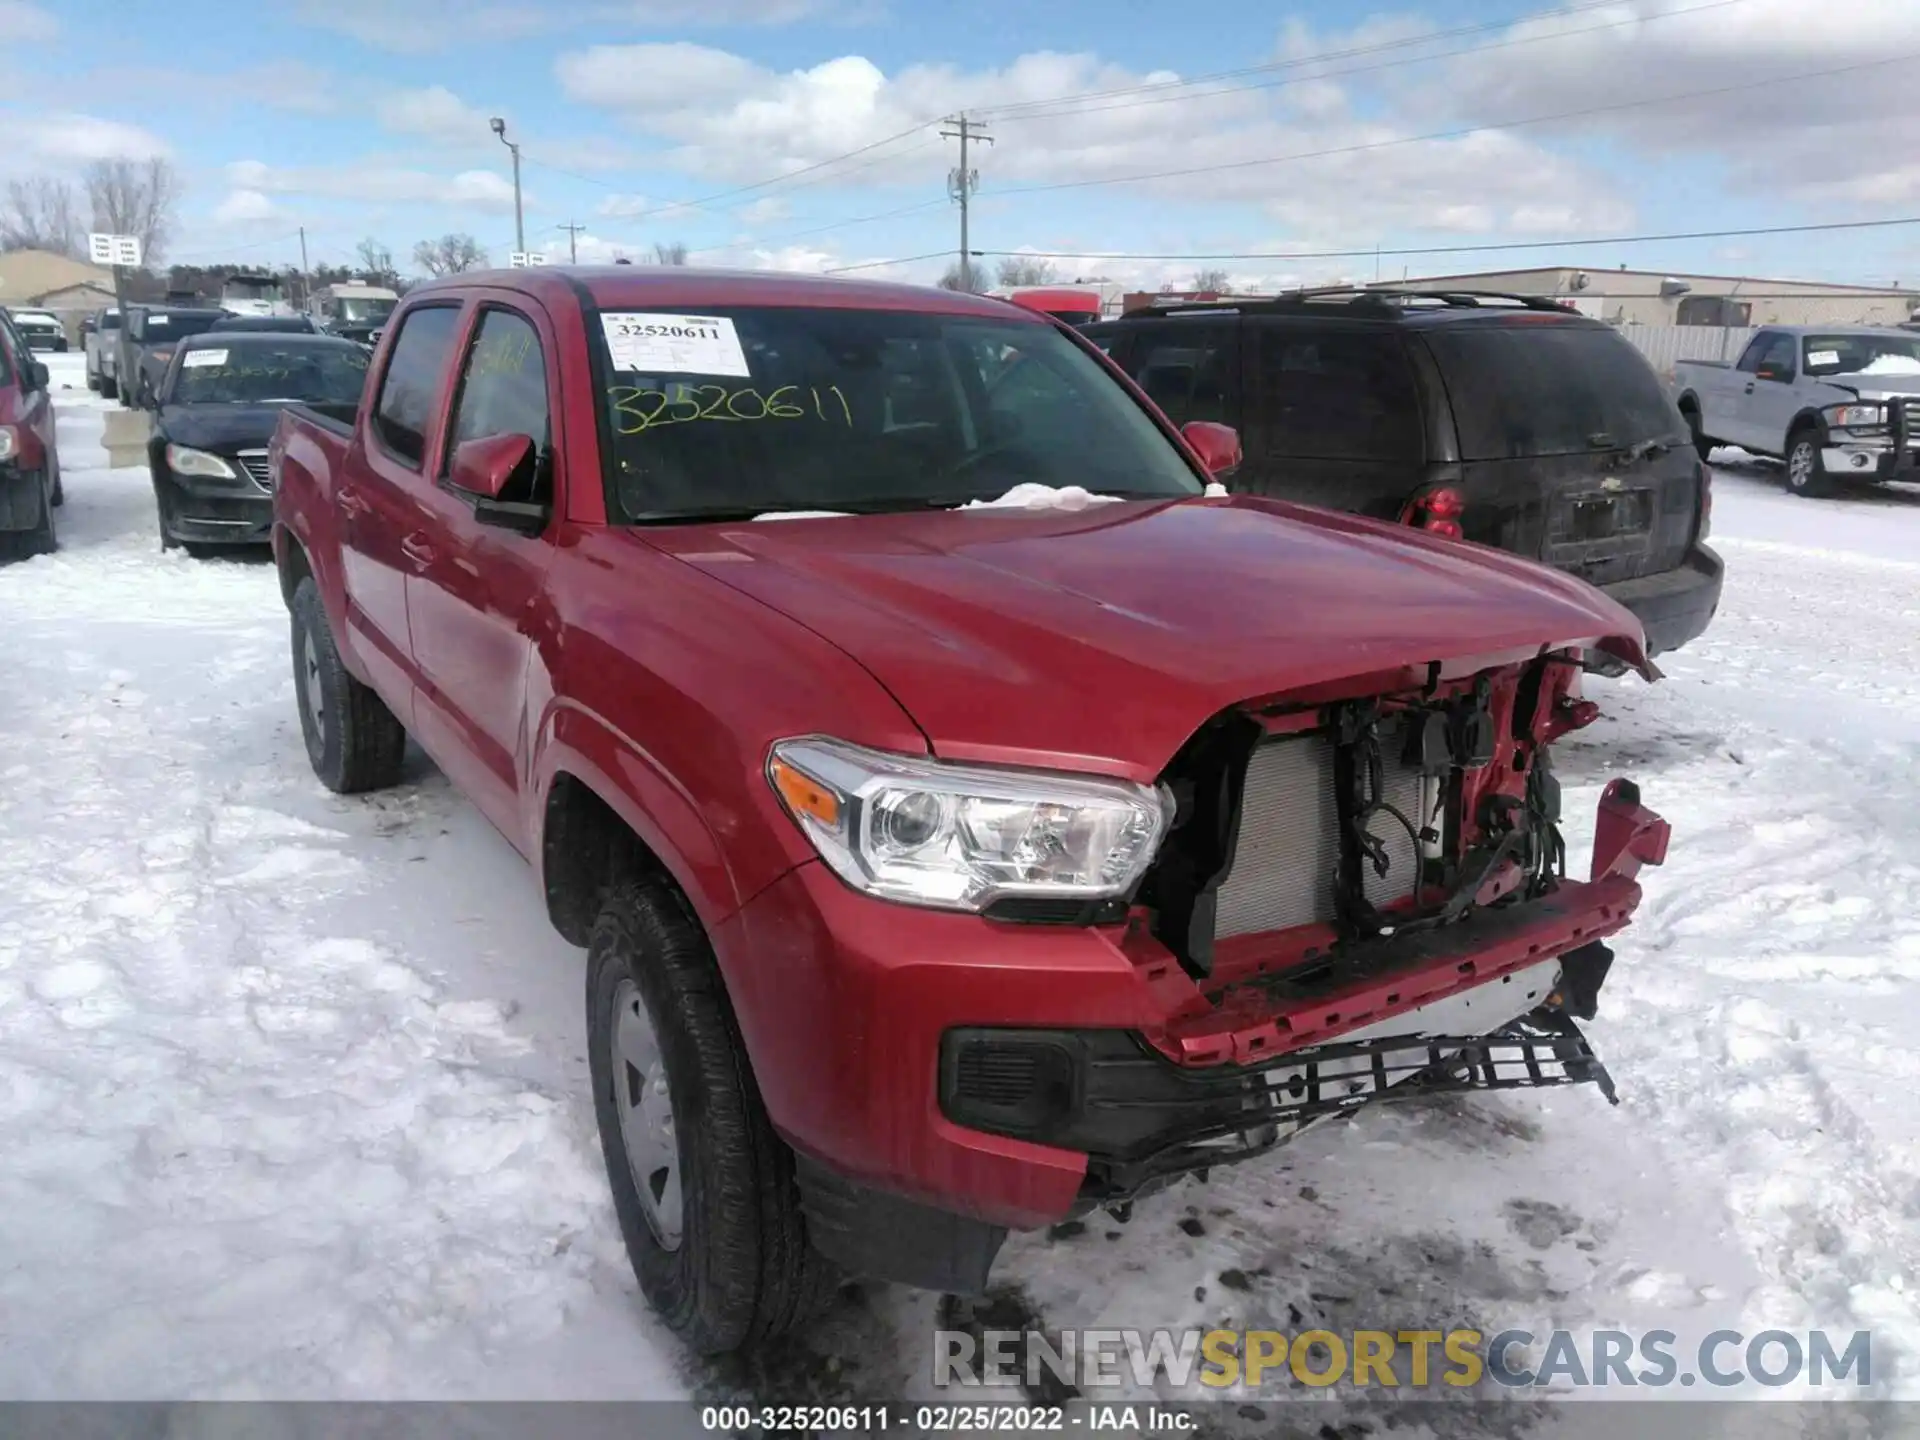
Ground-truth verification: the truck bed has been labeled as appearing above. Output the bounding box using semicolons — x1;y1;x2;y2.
285;401;356;437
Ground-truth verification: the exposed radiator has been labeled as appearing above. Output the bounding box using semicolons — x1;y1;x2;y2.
1212;725;1427;940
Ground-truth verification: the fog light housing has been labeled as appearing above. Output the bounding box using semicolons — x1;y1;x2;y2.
940;1030;1085;1138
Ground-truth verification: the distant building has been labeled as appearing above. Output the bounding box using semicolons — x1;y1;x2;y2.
0;249;116;342
1369;266;1920;328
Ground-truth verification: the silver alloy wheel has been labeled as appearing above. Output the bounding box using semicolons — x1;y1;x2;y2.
302;630;326;744
612;977;683;1250
1788;440;1815;490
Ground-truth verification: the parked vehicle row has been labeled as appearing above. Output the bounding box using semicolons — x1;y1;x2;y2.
1674;325;1920;497
0;305;60;560
269;267;1671;1354
1086;291;1722;661
4;308;69;352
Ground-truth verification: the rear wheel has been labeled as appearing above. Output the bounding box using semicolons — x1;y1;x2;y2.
586;879;836;1354
1785;426;1837;498
289;577;408;793
85;364;100;394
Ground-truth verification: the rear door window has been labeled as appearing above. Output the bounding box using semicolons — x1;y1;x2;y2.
1425;323;1685;461
372;305;463;469
1126;323;1234;425
1250;327;1422;462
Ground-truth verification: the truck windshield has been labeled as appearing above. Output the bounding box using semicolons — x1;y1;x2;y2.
1802;334;1920;377
337;298;396;322
593;306;1204;521
1426;324;1686;461
224;279;285;304
167;344;369;406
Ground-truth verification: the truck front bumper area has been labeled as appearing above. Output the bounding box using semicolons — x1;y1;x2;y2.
714;782;1668;1294
1823;438;1919;479
155;470;272;546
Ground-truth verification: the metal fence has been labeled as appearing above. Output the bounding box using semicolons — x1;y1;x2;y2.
1613;323;1757;375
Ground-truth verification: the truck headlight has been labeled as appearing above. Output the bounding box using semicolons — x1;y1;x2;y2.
165;444;237;479
767;737;1171;912
1829;403;1886;429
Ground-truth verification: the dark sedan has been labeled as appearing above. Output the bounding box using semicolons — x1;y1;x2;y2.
149;332;369;553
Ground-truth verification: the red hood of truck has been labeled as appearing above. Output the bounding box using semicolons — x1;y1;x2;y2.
645;497;1651;780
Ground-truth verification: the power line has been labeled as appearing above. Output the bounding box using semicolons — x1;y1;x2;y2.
986;0;1750;125
965;215;1920;264
989;48;1920;199
823;250;955;275
688;198;949;257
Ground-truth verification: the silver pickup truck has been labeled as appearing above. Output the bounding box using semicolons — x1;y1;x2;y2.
1674;326;1920;496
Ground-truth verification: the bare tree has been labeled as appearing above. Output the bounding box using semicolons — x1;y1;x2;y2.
412;233;488;276
354;237;397;283
995;255;1057;288
937;261;989;293
85;158;181;266
1;178;83;257
651;241;689;266
1192;267;1231;292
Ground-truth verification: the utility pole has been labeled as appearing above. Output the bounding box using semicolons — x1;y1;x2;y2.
558;221;586;264
491;116;525;255
941;114;991;291
298;226;310;307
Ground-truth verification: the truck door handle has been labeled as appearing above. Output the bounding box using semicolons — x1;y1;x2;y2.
400;533;437;569
338;487;370;518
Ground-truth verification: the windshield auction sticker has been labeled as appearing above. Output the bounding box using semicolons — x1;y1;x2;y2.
182;349;228;368
601;313;750;378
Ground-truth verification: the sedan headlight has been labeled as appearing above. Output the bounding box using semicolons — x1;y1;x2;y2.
767;737;1172;912
165;444;237;479
1829;402;1886;429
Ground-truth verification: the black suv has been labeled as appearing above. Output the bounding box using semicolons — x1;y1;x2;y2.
1086;291;1723;659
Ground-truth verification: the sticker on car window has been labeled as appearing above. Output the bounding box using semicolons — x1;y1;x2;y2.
182;349;227;368
147;315;170;326
600;313;750;378
1807;349;1840;368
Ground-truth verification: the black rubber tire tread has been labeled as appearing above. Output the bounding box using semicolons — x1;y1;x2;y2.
1785;425;1838;499
0;475;56;561
49;450;63;508
586;877;836;1354
290;576;407;793
1682;404;1714;462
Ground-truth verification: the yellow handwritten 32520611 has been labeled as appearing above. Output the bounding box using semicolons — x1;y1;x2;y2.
608;383;854;436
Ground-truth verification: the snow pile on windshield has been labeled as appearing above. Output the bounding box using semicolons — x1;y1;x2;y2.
1860;353;1920;375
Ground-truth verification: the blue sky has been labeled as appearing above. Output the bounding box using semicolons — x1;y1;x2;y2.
5;0;1920;290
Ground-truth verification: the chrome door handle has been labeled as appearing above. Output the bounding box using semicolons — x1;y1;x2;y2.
400;533;437;569
338;487;370;517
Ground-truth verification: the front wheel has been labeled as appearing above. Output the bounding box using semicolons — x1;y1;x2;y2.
586;879;836;1354
99;372;117;401
1785;428;1837;498
289;577;407;793
1682;407;1715;462
0;475;56;561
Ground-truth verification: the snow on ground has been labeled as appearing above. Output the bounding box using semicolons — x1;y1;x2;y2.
2;361;1917;1422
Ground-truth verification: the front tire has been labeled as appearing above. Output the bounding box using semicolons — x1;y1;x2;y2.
0;475;56;561
49;450;63;508
586;879;835;1354
99;372;117;401
289;577;407;793
1682;405;1715;462
1785;427;1837;498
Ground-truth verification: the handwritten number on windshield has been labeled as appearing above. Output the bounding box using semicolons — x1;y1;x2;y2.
609;383;849;435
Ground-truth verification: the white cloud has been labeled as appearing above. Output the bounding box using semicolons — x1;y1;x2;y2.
0;1;55;41
597;0;842;22
0;114;170;169
737;196;791;225
296;0;551;52
225;158;525;214
597;193;653;218
554;42;1632;246
377;86;494;143
213;189;285;225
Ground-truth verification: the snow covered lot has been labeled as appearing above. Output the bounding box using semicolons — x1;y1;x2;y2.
3;358;1917;1416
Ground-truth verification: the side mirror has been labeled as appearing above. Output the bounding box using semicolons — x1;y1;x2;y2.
450;432;548;535
29;361;48;390
1181;420;1242;477
81;319;97;337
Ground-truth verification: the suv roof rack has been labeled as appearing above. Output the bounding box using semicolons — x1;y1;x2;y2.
1140;287;1582;318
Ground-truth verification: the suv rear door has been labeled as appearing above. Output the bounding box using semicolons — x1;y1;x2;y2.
1236;318;1427;516
1419;318;1700;589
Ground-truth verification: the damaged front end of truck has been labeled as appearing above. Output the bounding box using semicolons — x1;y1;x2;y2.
938;648;1670;1211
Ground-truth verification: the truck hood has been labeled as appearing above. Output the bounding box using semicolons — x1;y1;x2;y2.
1824;371;1920;399
647;497;1653;778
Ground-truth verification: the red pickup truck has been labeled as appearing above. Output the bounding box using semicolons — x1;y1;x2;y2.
271;268;1670;1354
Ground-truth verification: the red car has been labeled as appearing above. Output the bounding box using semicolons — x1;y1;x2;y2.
271;268;1670;1354
0;308;61;560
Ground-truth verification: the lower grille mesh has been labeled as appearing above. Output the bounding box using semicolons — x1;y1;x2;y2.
1213;726;1426;940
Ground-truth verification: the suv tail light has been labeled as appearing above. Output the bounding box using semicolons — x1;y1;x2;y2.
1697;460;1713;540
1400;484;1466;540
